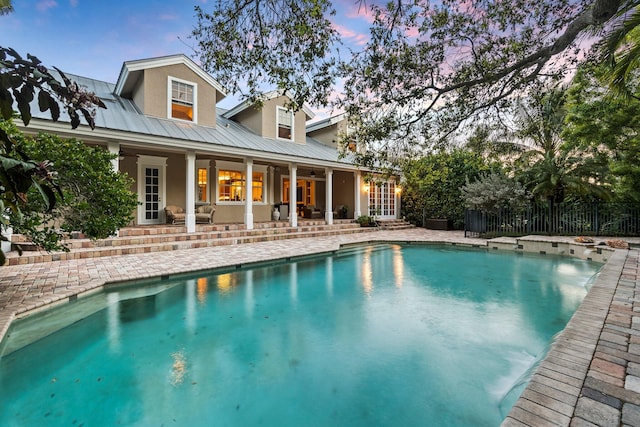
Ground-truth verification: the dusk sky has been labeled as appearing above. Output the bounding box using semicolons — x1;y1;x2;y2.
0;0;373;113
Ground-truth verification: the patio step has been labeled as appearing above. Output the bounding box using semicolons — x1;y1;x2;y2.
4;221;374;265
376;219;415;230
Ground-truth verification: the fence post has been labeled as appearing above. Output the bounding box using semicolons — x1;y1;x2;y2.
594;203;599;236
464;209;468;237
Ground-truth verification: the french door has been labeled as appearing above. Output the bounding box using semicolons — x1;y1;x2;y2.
368;181;397;219
137;156;167;225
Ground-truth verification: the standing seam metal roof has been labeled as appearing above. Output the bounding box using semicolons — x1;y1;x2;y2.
30;73;355;166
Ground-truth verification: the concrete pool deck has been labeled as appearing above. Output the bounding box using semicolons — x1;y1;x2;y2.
0;228;638;426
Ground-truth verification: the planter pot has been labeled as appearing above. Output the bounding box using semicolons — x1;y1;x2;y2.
272;209;281;221
425;218;451;230
1;226;12;253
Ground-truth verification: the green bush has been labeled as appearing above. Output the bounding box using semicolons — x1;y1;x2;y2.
356;215;376;227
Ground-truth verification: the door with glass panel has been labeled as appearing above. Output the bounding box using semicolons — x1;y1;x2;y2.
137;156;166;225
142;166;162;224
368;181;396;219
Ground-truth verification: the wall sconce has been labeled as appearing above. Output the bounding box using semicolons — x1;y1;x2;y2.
363;184;370;193
395;186;402;194
310;169;316;177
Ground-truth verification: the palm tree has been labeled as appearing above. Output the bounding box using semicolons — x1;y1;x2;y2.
599;5;640;98
510;87;610;204
0;0;13;15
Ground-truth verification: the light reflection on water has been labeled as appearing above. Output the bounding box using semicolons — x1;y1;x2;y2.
0;244;601;427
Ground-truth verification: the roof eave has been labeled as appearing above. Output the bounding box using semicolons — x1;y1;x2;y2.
113;54;228;100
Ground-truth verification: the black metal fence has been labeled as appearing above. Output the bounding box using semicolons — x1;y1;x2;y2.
464;203;640;238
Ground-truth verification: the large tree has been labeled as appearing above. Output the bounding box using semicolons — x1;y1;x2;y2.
401;149;494;228
192;0;634;166
3;120;138;245
192;0;340;111
474;86;612;203
0;0;12;15
0;46;107;263
563;62;640;201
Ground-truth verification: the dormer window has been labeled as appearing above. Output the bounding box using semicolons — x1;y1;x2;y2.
277;107;293;140
169;77;197;122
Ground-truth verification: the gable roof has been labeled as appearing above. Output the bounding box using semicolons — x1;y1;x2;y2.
114;54;227;100
222;90;315;120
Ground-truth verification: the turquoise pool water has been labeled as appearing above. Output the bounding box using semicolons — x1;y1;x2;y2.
0;244;600;426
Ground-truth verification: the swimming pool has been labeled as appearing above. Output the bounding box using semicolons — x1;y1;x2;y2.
0;244;600;426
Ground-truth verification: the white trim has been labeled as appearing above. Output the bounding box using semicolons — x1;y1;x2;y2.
289;163;298;227
325;167;333;225
276;106;294;141
244;159;254;230
222;90;315;120
215;160;268;204
354;171;362;218
367;178;398;220
115;54;227;98
216;160;267;173
306;113;346;133
196;159;210;204
26;119;361;172
138;154;168;166
168;76;198;124
185;151;197;232
137;155;167;225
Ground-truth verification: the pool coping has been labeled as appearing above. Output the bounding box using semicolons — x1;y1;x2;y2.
0;229;638;425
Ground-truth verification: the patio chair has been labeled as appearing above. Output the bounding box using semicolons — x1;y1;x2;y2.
195;205;215;224
164;205;186;224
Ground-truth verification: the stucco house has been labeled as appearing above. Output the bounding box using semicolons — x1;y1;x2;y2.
20;54;400;233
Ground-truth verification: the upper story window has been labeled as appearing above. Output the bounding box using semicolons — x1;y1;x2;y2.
169;77;197;122
277;107;293;140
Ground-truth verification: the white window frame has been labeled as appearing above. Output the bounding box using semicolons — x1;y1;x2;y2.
216;160;268;205
276;106;294;141
168;76;198;123
136;155;167;225
196;159;210;204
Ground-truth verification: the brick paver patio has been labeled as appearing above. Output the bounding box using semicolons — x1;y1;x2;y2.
1;228;639;426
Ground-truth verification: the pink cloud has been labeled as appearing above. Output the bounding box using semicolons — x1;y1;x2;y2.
405;26;419;39
332;22;369;46
36;0;58;12
335;0;376;24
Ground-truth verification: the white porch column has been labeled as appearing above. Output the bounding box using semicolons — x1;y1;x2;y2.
396;184;402;219
268;166;275;205
354;171;362;218
107;141;120;172
325;167;333;225
185;151;196;232
289;163;298;227
244;158;254;230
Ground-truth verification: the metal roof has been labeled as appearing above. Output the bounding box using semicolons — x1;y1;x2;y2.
222;89;315;120
28;72;356;168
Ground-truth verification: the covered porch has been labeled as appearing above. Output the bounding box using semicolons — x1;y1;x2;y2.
109;142;378;233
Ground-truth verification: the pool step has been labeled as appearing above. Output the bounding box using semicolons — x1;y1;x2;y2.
376;219;415;230
4;221;374;265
